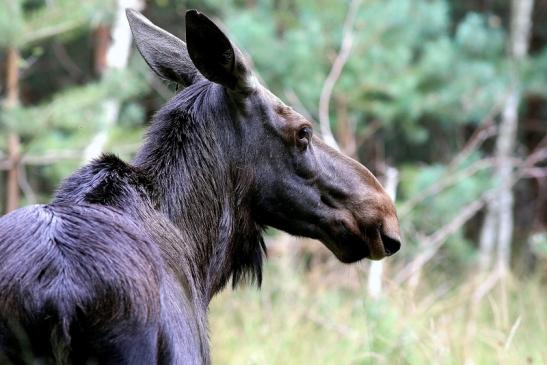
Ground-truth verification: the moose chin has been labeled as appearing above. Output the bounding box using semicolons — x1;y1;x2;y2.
0;9;401;364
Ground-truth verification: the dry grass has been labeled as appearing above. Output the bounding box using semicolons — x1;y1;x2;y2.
210;256;547;365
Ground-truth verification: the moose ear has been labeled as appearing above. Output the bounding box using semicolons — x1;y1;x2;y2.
126;9;202;87
185;10;254;92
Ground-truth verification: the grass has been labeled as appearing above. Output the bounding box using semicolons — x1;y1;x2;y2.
210;255;547;365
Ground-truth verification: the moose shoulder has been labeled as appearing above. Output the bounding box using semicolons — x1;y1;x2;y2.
0;9;401;365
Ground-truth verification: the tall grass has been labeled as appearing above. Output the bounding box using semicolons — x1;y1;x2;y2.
210;256;546;365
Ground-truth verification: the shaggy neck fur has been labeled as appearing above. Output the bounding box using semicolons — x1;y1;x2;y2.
134;81;266;301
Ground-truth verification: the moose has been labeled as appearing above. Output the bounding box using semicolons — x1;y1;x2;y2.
0;9;401;364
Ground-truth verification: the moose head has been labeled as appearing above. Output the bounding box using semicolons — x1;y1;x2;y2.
0;9;404;365
127;9;401;265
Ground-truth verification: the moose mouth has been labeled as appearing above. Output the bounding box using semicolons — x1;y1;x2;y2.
323;225;401;263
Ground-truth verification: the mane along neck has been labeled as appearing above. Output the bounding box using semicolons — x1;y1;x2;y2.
134;81;266;301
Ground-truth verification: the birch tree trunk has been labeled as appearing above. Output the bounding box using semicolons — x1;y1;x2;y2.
479;0;534;272
4;48;20;213
83;0;144;162
368;166;398;298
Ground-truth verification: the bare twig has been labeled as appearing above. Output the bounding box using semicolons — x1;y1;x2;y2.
398;132;543;219
0;151;82;170
0;143;141;170
523;166;547;178
395;193;490;284
399;158;495;217
471;268;503;304
318;0;362;150
449;125;497;170
512;143;547;182
53;42;84;80
17;164;37;205
398;105;501;217
525;136;547;162
24;20;83;46
448;103;502;171
0;150;79;170
396;146;546;284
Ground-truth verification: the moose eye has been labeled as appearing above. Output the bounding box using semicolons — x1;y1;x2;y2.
296;127;312;145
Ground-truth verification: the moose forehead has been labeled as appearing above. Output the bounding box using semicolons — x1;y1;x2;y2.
257;86;311;131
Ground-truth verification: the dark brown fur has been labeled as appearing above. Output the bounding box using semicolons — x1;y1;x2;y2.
0;10;401;364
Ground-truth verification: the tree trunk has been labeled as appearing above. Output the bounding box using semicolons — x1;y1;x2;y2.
93;25;110;75
83;0;144;162
335;95;357;157
479;0;534;272
368;166;398;298
4;48;20;213
478;200;497;270
6;134;20;213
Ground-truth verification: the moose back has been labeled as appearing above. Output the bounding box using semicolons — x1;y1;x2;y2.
0;9;401;365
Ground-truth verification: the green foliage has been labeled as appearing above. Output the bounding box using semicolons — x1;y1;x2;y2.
399;159;491;228
455;13;505;58
2;68;146;149
0;0;544;260
0;0;544;255
0;0;117;48
225;6;327;109
23;0;116;46
0;0;24;47
219;0;518;150
524;48;547;97
0;0;546;361
396;153;493;264
530;233;547;259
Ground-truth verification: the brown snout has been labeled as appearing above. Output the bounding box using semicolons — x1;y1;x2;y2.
333;204;402;263
351;191;402;261
368;227;401;260
368;201;402;260
363;226;401;260
381;231;401;256
312;137;403;262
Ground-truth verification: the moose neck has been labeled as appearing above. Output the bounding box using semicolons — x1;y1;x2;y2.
134;82;265;302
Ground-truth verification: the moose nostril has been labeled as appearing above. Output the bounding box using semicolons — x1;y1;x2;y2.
380;233;401;256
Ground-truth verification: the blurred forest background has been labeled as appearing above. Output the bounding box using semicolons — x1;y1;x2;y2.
1;0;546;364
